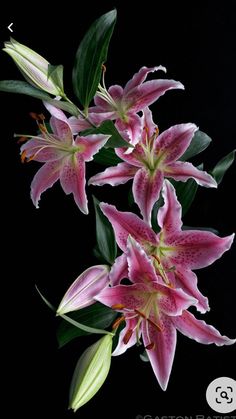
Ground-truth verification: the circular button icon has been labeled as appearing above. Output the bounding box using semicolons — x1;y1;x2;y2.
206;377;236;413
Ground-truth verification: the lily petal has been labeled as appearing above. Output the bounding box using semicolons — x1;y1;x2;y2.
158;179;182;235
115;114;142;146
172;310;236;346
141;107;157;142
57;265;110;315
127;79;184;113
31;160;61;208
88;162;138;186
158;286;198;316
44;102;68;123
100;203;158;252
155;123;197;164
172;268;209;314
21;138;64;162
123;66;167;93
94;85;124;110
109;254;128;286
112;317;139;356
133;168;163;225
60;155;88;214
127;236;159;284
95;283;149;310
142;314;177;391
165;231;234;269
164;161;217;188
50;116;73;145
76;134;109;162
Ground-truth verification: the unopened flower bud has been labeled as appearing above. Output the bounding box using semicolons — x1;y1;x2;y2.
69;334;113;411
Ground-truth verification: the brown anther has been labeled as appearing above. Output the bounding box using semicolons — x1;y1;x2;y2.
112;304;125;310
29;112;45;121
145;342;155;350
112;315;125;330
155;127;159;136
27;154;36;162
38;123;47;133
147;318;162;332
152;254;161;264
102;64;106;72
21;150;27;163
134;309;147;319
123;328;133;344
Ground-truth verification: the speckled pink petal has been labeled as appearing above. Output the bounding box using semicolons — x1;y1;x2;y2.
133;168;163;225
115;113;142;146
158;286;197;316
100;203;158;252
155;123;197;164
76;134;109;162
172;310;236;346
95;283;149;310
172;268;209;314
115;146;142;168
109;254;128;286
123;66;167;94
94;85;124;110
141;107;157;143
30;160;62;208
127;79;184;113
127;236;159;285
164;161;217;188
142;314;177;391
60;155;88;214
43;102;68;122
68;116;91;133
88;162;138;186
112;317;139;356
50;116;73;145
165;230;234;269
21;138;64;162
57;265;110;315
158;179;182;236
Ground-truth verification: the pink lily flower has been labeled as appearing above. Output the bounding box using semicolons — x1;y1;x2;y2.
89;107;217;225
100;180;234;313
20;112;109;213
70;66;184;143
96;237;235;391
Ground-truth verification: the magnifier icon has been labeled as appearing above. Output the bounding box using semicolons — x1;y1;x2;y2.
220;391;229;400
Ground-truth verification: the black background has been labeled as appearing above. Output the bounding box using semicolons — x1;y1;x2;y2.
1;1;236;418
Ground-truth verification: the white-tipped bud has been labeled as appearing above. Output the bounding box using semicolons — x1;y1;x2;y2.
3;38;63;96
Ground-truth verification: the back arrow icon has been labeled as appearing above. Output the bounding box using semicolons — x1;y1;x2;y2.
8;23;13;33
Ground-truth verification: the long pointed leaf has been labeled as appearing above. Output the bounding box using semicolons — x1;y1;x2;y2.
93;196;117;264
72;9;117;110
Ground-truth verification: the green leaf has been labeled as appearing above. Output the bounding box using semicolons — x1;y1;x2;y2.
47;64;64;93
72;9;117;109
57;303;117;348
82;120;131;148
0;80;79;116
171;178;198;217
211;149;236;184
180;130;212;161
0;79;51;99
151;196;163;233
93;196;117;264
93;147;122;166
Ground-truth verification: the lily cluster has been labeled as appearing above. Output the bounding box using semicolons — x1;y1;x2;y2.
1;10;235;414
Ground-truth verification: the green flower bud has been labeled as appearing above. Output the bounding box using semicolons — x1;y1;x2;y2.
3;38;63;96
69;334;113;412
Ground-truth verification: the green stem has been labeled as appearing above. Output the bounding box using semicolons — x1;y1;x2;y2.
62;94;96;128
